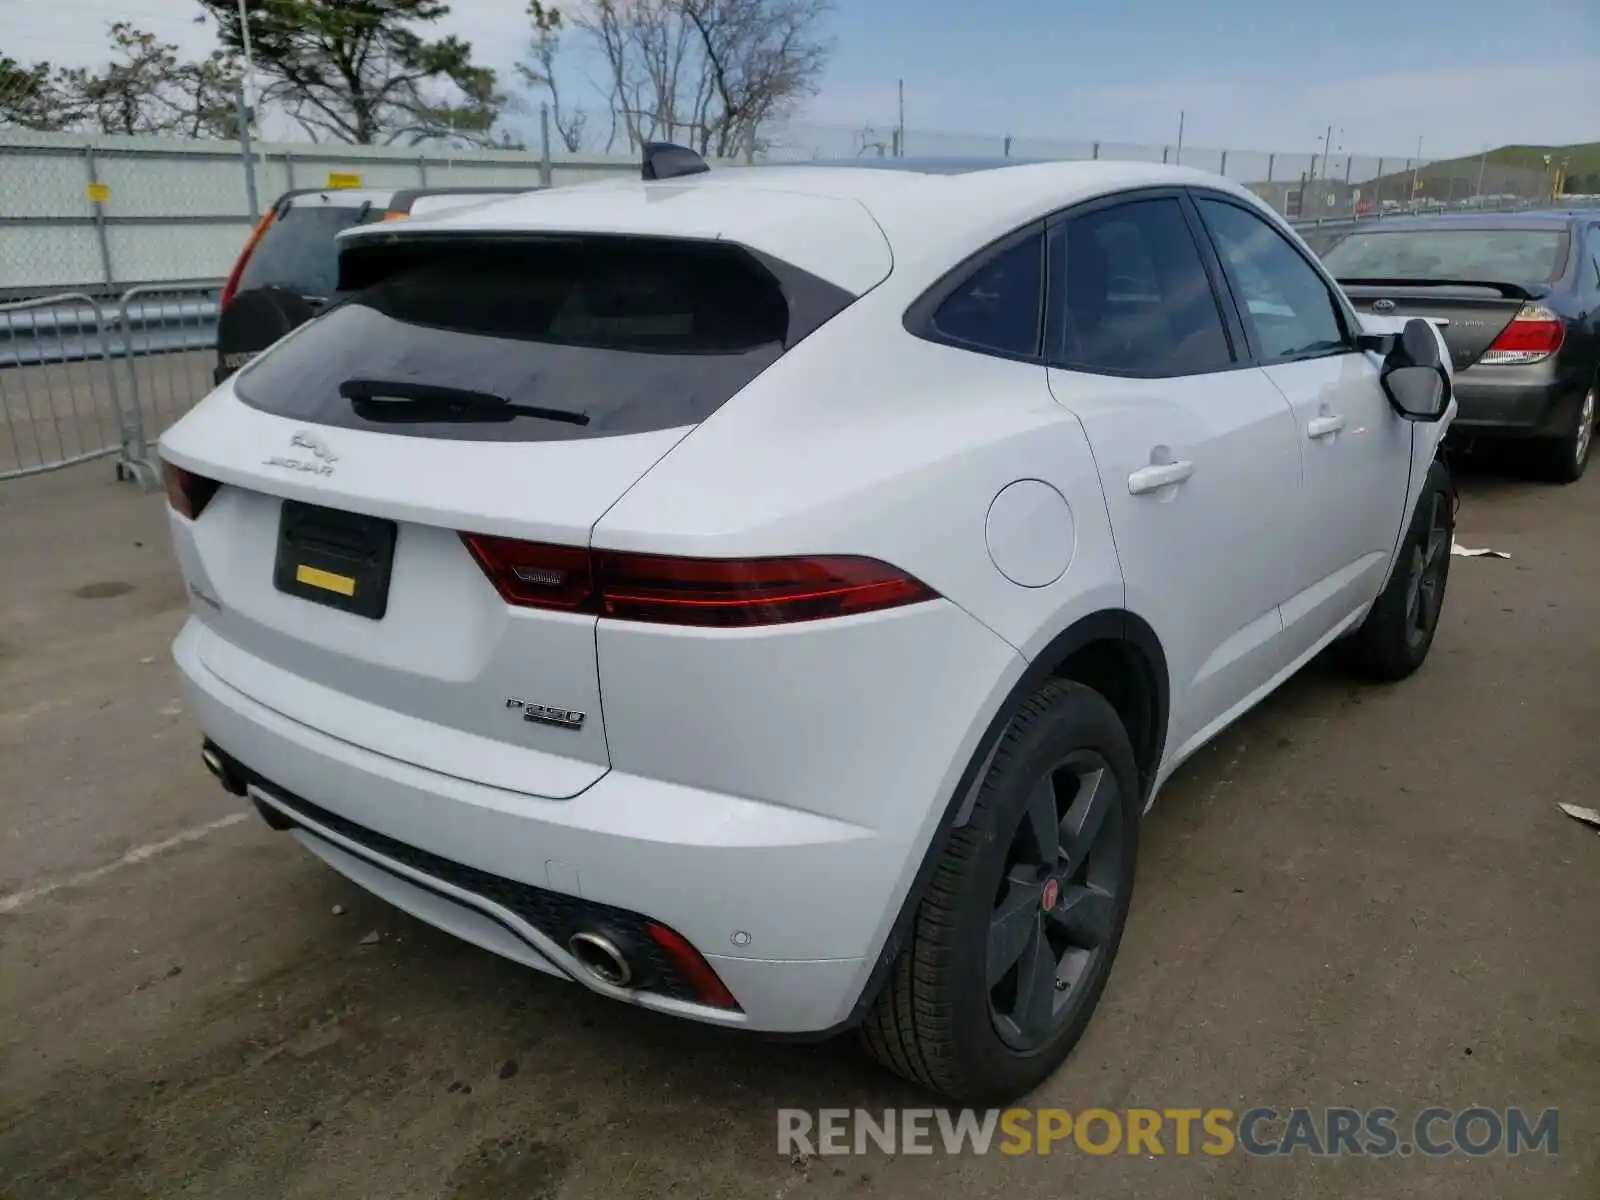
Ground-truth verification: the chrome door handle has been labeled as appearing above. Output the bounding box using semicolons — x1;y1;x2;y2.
1307;414;1347;439
1127;459;1195;495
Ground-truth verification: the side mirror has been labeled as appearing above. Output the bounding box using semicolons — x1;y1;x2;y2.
1379;318;1451;422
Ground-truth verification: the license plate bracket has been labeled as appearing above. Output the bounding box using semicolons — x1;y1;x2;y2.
273;500;397;620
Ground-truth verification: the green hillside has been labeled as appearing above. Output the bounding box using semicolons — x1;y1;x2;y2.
1361;141;1600;202
1475;143;1600;177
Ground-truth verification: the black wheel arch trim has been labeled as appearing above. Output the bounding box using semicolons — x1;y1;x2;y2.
767;608;1169;1043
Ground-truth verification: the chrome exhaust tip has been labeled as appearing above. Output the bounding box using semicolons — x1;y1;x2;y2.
201;744;246;796
568;931;635;988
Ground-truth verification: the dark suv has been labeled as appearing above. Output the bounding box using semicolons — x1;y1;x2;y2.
214;185;533;383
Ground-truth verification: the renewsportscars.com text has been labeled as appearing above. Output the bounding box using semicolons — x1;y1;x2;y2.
777;1106;1559;1158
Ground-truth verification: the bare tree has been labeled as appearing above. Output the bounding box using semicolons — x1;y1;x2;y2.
681;0;830;158
516;3;588;152
570;0;828;158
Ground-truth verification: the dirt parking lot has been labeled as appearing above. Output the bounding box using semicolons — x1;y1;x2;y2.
1;455;1596;1200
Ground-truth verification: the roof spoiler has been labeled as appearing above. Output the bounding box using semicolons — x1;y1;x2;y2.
641;141;710;182
1335;277;1539;301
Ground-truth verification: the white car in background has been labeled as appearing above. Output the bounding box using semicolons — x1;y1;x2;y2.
159;149;1456;1104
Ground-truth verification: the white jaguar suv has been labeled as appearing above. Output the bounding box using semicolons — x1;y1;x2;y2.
159;149;1456;1104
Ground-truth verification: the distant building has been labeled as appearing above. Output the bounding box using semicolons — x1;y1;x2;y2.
1246;177;1366;219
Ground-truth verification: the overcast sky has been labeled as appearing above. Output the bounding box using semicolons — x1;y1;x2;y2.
8;0;1598;158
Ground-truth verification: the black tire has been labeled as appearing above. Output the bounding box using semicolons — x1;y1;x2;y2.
1527;379;1595;484
1339;459;1454;682
859;679;1141;1104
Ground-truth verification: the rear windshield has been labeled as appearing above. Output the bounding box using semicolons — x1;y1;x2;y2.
233;239;797;441
1321;227;1570;284
237;202;382;299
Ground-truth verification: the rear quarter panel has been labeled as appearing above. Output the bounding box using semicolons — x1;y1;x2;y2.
592;280;1130;976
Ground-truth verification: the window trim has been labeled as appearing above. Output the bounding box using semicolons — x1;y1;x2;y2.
1040;187;1247;379
1186;188;1364;367
904;219;1048;364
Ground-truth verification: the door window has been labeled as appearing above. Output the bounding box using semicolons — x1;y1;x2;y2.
1196;197;1352;363
1045;198;1234;377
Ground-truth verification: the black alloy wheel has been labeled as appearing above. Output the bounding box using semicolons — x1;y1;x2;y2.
987;750;1124;1052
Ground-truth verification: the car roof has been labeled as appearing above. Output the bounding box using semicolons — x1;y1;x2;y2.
387;185;535;213
759;155;1057;175
276;187;395;211
340;159;1267;294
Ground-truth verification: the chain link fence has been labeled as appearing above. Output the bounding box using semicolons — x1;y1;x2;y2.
0;109;1576;485
767;123;1564;223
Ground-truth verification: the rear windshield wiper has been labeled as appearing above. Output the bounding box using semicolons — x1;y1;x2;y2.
338;378;589;426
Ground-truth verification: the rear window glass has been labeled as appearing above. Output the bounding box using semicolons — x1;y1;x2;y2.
233;239;795;442
237;203;381;298
1321;227;1570;284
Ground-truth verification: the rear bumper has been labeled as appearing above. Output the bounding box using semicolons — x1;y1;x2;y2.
1447;370;1584;439
174;615;1013;1033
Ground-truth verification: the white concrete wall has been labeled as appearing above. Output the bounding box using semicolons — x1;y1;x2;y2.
0;130;719;294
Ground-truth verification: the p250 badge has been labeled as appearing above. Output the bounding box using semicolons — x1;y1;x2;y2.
505;697;587;731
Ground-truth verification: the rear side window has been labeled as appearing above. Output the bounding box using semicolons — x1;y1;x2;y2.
236;202;381;299
233;238;805;442
929;231;1044;358
1047;198;1233;376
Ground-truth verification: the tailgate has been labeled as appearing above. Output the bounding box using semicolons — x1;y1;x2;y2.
164;398;691;798
161;232;842;799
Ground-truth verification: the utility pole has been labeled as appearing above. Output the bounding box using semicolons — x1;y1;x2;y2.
1475;146;1488;202
236;0;258;127
1175;111;1185;165
1410;135;1423;205
896;79;905;159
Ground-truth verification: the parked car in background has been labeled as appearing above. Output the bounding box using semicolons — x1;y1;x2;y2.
213;185;534;384
161;150;1457;1105
1323;210;1600;482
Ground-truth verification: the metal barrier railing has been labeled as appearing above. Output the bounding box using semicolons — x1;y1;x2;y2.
114;282;224;454
0;293;138;482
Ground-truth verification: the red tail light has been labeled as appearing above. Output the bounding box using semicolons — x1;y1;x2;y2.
460;535;595;611
161;457;220;521
1480;304;1565;366
459;535;937;627
219;209;277;309
646;921;742;1010
597;551;937;626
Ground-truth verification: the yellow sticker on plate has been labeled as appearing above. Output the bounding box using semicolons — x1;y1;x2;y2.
326;172;362;189
86;182;110;203
296;564;356;596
